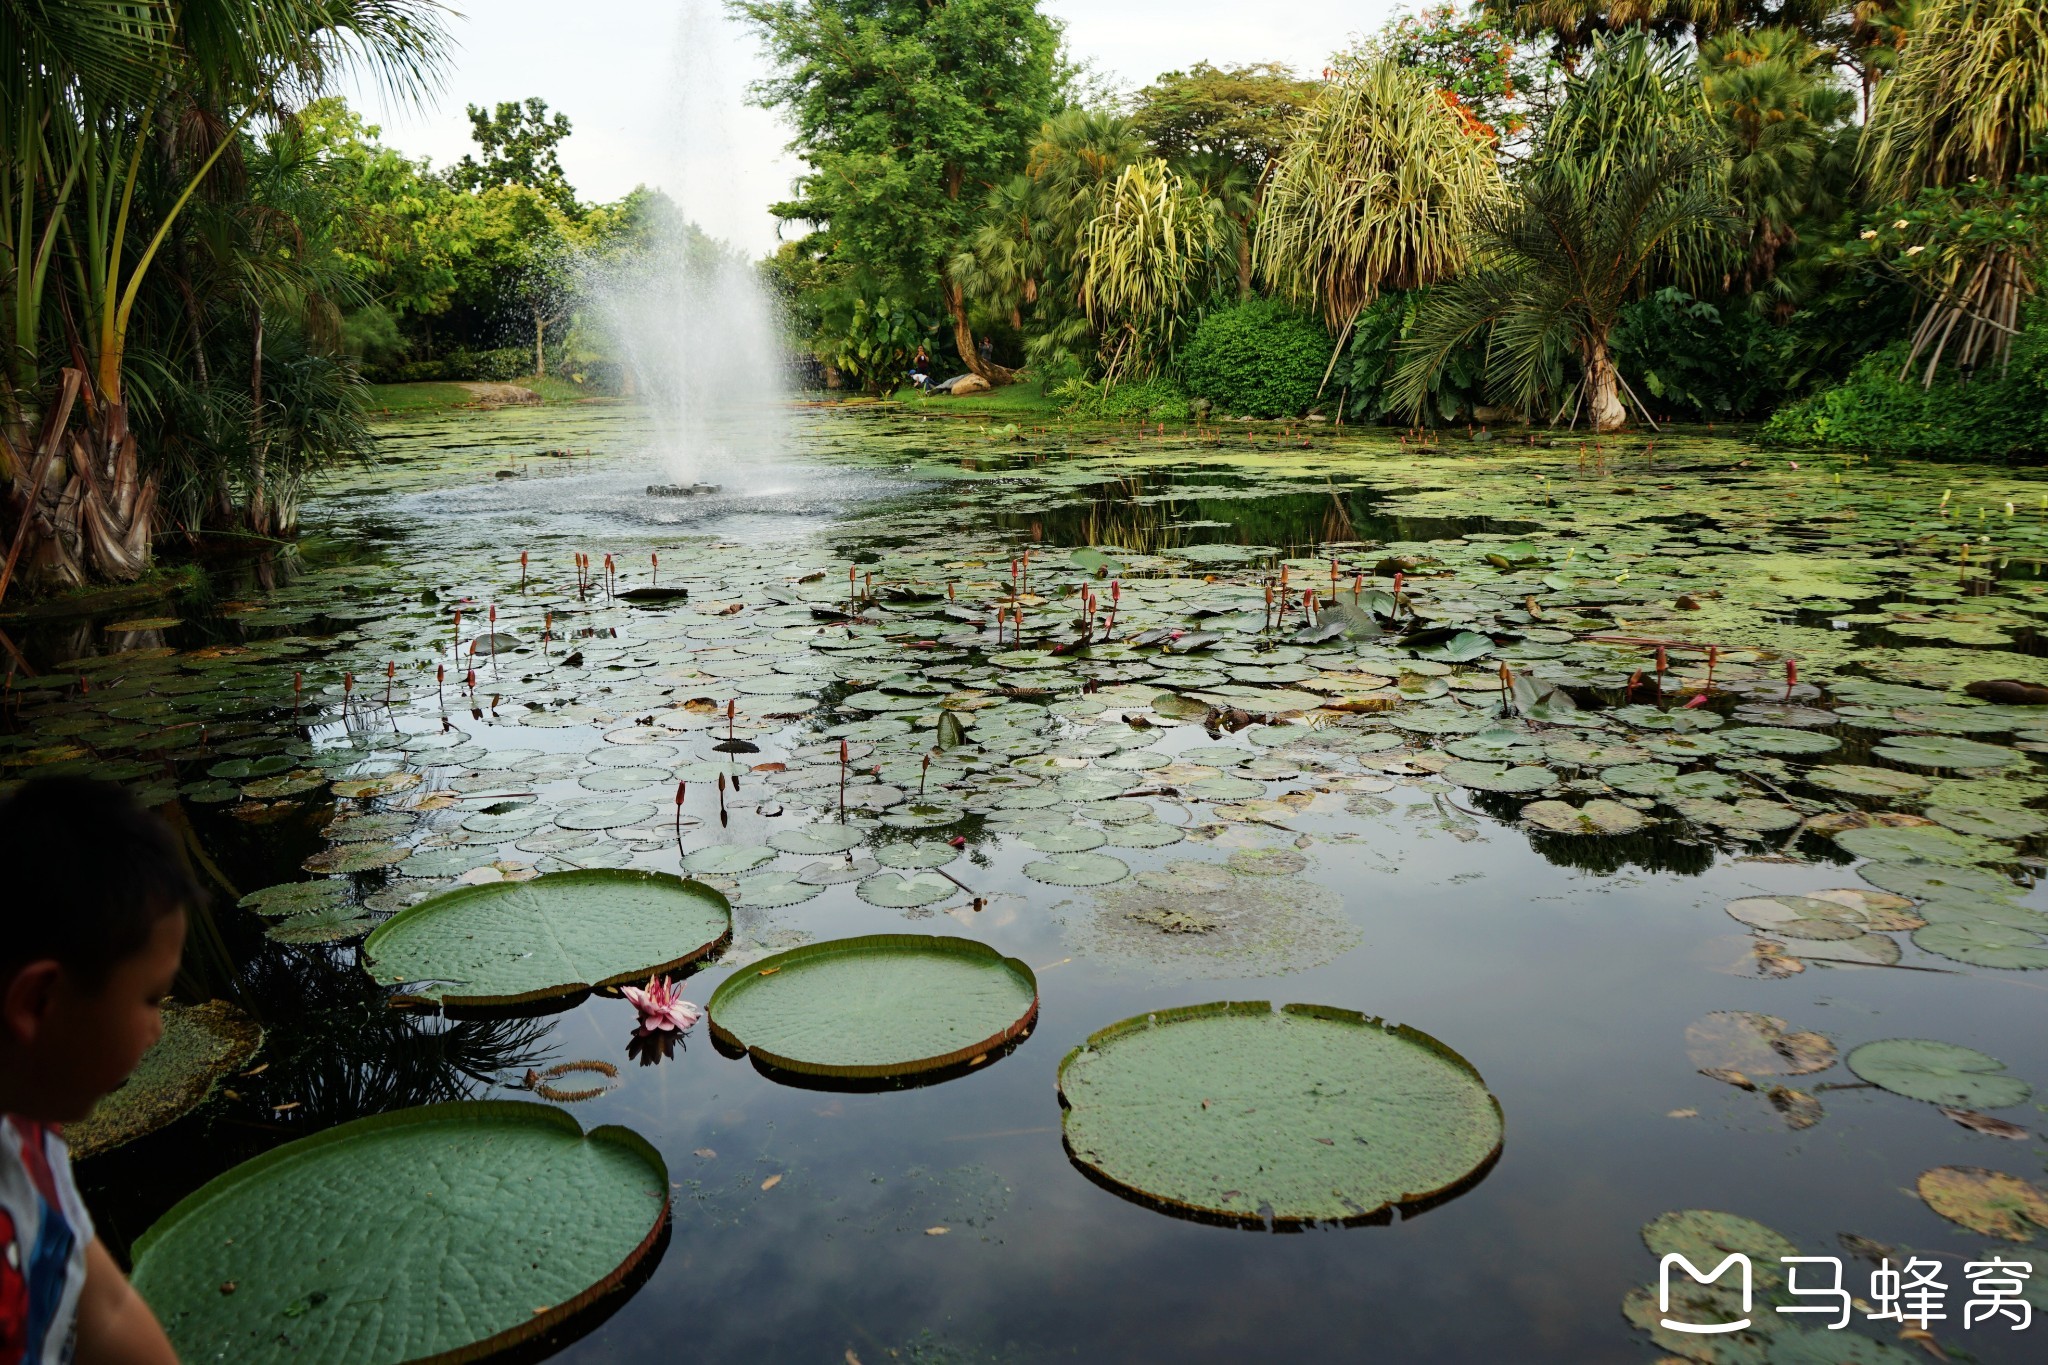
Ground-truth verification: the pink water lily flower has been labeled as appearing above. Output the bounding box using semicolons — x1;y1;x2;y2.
621;975;701;1033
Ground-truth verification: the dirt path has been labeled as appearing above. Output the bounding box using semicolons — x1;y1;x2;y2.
456;382;540;406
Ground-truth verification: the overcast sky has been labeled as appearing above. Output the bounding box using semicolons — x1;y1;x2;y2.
344;0;1405;255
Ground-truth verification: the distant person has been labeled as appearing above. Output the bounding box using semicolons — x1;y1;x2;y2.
978;335;994;366
910;345;932;390
0;778;189;1364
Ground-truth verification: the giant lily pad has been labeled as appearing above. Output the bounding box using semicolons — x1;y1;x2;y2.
65;1001;261;1160
1058;1001;1502;1226
1845;1038;2031;1110
362;870;731;1008
1918;1166;2048;1241
131;1101;668;1365
706;934;1038;1078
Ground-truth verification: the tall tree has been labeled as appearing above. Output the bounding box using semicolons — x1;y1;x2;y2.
952;108;1145;373
736;0;1060;383
450;97;578;215
1256;60;1504;337
1130;63;1314;299
1391;35;1735;431
1701;26;1856;295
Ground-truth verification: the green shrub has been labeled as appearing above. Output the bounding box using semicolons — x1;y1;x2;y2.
1051;374;1191;421
1761;315;2048;460
1178;299;1333;418
1612;288;1829;420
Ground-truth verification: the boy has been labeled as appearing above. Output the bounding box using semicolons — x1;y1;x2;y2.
0;778;189;1364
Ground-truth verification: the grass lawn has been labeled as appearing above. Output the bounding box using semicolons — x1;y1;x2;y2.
363;376;612;415
363;382;480;413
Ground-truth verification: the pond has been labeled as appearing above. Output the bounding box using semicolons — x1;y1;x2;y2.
15;402;2048;1363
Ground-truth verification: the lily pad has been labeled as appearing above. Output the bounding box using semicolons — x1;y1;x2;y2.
1872;734;2019;770
1912;919;2048;969
1521;799;1650;835
65;1001;262;1160
1024;850;1130;886
1684;1013;1836;1077
682;844;777;875
1805;765;1932;798
1057;1001;1502;1225
706;934;1038;1078
362;870;731;1008
1845;1038;2031;1110
768;825;865;855
131;1102;668;1365
1917;1166;2048;1241
1832;824;2007;866
855;870;957;908
266;904;380;945
731;871;826;908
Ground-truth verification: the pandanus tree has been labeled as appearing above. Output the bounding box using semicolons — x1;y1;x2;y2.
1390;35;1735;431
0;0;446;588
1860;0;2048;383
1075;160;1231;381
1255;59;1504;354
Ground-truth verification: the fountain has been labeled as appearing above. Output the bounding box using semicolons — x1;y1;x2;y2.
580;0;790;492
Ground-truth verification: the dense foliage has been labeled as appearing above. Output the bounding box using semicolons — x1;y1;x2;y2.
1178;300;1333;418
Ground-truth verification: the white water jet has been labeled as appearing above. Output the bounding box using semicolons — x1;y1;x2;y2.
581;0;790;490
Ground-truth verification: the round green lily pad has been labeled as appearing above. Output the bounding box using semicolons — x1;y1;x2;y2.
65;1001;261;1160
362;870;730;1008
731;871;825;908
1806;765;1933;798
768;825;864;855
132;1102;668;1365
1058;1001;1503;1226
706;934;1039;1078
855;870;956;908
1024;851;1130;886
682;844;776;875
875;841;960;869
556;800;657;831
1833;824;2008;866
1845;1038;2031;1110
1912;920;2048;969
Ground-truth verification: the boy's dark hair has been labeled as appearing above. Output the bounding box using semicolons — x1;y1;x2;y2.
0;778;200;989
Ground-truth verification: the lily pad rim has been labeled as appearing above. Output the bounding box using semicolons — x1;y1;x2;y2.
131;1099;669;1365
361;868;732;1010
1055;999;1506;1228
706;932;1039;1080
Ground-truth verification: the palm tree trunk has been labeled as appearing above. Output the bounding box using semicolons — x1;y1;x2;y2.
248;302;268;536
534;312;546;378
1585;338;1627;433
944;273;1017;385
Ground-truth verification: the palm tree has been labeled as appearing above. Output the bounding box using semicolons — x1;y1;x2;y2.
1701;26;1858;295
952;109;1145;376
1390;35;1735;431
1256;59;1503;345
1860;0;2048;381
1076;160;1230;381
1;0;446;587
